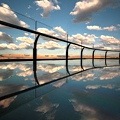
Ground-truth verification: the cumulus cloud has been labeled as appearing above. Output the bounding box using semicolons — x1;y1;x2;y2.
7;43;18;50
71;33;96;44
0;43;7;49
16;36;34;44
87;25;102;30
38;41;66;50
103;26;117;31
0;31;13;43
54;26;67;35
0;42;32;50
100;35;120;45
70;0;120;23
37;27;67;40
37;28;56;37
0;3;29;28
87;25;117;31
35;0;60;17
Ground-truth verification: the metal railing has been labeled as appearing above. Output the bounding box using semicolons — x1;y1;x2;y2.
0;20;120;63
0;20;120;100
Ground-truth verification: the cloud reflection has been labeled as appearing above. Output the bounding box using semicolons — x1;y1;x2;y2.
0;96;17;108
35;96;59;120
0;84;28;97
71;70;95;82
37;64;65;73
0;69;13;81
37;72;65;85
100;67;120;80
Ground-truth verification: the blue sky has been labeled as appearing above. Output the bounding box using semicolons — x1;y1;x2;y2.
0;0;120;55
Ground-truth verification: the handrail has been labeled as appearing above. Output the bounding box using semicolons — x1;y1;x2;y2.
0;20;120;52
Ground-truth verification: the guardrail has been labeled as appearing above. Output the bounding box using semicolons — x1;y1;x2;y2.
0;20;120;81
0;20;120;100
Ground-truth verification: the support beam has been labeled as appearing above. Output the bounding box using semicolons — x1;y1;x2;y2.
92;49;96;67
33;34;40;85
119;52;120;65
81;47;84;70
105;51;108;66
66;43;71;75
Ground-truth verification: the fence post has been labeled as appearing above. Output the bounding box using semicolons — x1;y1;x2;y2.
105;51;108;66
81;47;84;70
66;43;71;75
92;49;95;67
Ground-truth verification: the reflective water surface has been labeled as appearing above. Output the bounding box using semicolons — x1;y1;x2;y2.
0;59;120;120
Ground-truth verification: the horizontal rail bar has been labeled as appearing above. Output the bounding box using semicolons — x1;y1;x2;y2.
0;20;120;52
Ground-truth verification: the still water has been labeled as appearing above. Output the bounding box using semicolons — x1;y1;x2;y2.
0;59;120;120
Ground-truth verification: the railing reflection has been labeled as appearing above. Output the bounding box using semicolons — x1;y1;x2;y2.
0;60;119;101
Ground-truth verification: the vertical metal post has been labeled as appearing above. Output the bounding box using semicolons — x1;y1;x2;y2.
105;51;108;66
92;49;95;67
81;47;84;70
119;52;120;65
66;43;71;75
33;32;40;85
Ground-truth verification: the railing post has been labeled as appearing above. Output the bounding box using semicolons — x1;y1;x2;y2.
119;52;120;65
81;47;84;70
105;51;108;66
33;34;40;85
66;43;71;75
92;49;95;67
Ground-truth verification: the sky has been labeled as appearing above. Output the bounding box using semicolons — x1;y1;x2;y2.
0;0;120;55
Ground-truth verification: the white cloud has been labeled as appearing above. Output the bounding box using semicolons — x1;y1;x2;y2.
0;42;32;50
0;31;13;43
100;35;120;45
7;43;18;50
87;25;102;30
38;41;65;49
18;43;32;49
71;33;96;44
0;3;29;28
16;36;34;44
70;0;119;23
87;25;117;31
37;27;67;41
37;28;56;36
103;25;117;31
54;26;67;34
35;0;60;17
0;43;7;49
